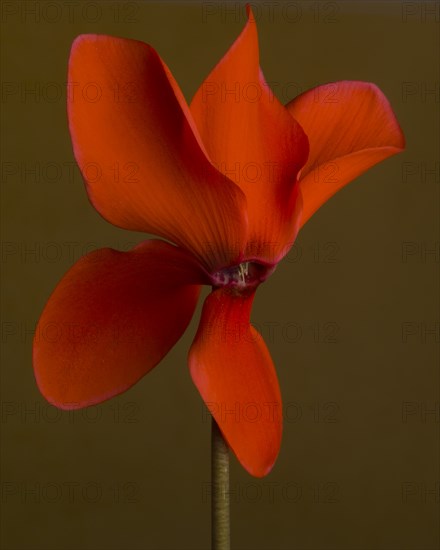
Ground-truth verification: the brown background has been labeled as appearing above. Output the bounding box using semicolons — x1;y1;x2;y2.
1;1;439;549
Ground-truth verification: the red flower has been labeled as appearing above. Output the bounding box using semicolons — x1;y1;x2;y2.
33;8;404;477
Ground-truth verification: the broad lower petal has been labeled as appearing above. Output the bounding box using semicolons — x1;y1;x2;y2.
33;240;207;409
286;81;405;226
68;35;248;272
188;288;282;477
190;8;309;264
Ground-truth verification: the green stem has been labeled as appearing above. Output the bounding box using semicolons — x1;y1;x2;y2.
211;418;230;550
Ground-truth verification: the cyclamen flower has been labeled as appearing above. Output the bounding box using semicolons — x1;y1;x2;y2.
33;8;404;477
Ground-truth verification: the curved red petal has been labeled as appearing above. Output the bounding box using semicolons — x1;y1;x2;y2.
190;7;309;264
286;81;405;226
68;34;248;272
33;240;207;409
188;288;282;477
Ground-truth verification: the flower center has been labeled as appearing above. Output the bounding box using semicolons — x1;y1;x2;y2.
211;261;275;292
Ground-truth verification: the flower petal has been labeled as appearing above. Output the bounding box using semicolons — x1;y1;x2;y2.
68;35;248;272
190;7;309;264
286;81;405;226
33;240;207;409
188;288;282;477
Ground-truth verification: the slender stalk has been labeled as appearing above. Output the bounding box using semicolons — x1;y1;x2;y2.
211;418;230;550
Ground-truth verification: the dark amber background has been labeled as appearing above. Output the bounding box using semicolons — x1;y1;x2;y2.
1;1;439;549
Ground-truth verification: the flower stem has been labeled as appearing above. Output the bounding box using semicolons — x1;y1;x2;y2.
211;417;230;550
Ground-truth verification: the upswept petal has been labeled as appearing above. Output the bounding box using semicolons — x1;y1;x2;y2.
188;288;282;477
190;7;309;264
33;240;207;409
68;35;248;272
286;81;405;226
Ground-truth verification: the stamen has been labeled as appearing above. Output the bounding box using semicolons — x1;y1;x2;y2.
211;261;275;292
